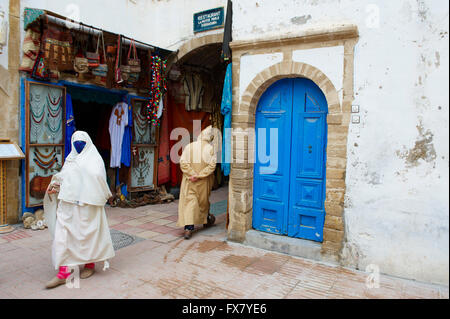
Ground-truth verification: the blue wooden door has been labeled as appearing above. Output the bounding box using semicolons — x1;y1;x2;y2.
253;78;328;242
253;79;292;235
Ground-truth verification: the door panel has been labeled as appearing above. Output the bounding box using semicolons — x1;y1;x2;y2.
292;178;323;209
253;199;286;235
288;78;328;242
253;79;292;234
287;207;325;241
295;114;325;179
253;77;328;242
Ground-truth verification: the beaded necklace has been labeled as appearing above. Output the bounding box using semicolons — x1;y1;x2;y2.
46;98;62;118
132;149;151;186
147;55;167;127
35;147;56;159
30;100;45;143
48;88;62;106
134;109;149;143
45;117;62;143
33;157;58;170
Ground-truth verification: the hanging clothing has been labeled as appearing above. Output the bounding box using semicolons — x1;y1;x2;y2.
109;102;128;168
158;95;170;185
43;131;115;270
221;63;232;176
64;93;76;159
157;96;164;119
120;102;133;167
183;73;204;111
221;0;233;62
177;126;217;227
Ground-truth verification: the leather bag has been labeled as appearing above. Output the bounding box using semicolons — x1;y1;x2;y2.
30;175;53;199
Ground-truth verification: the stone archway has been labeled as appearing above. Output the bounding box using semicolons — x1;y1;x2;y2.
173;33;224;64
229;61;350;261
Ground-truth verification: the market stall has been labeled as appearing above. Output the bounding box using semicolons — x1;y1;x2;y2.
19;9;173;213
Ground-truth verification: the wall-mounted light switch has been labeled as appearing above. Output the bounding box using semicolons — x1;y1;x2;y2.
352;105;360;113
352;115;360;124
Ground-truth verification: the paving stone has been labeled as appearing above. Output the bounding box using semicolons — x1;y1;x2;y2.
152;219;172;226
138;230;160;239
124;219;146;227
0;187;445;299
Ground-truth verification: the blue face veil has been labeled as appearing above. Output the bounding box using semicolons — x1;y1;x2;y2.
74;140;86;153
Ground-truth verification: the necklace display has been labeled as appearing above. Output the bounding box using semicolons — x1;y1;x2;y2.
33;147;59;174
35;147;56;159
132;148;151;186
30;88;46;144
134;105;149;144
45;92;62;143
29;85;63;144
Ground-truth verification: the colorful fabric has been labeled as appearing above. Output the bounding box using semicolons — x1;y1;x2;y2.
64;93;76;159
23;8;44;30
19;28;41;73
220;63;232;176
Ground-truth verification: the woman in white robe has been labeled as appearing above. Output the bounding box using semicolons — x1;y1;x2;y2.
43;131;115;289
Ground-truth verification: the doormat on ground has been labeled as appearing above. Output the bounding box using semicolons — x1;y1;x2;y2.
110;229;145;251
210;200;227;216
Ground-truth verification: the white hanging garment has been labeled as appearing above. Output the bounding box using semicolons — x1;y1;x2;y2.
109;102;128;168
157;96;164;119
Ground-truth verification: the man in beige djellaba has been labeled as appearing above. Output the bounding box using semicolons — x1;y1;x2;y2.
177;125;218;239
43;131;115;289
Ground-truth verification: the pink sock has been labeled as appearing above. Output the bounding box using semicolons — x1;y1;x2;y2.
57;266;71;279
84;263;95;269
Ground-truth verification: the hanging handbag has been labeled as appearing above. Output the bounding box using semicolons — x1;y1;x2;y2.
92;31;108;77
31;50;50;80
74;56;89;73
86;32;100;68
127;39;141;73
72;32;89;74
114;34;124;84
30;175;53;199
19;28;41;73
41;25;73;73
121;39;140;83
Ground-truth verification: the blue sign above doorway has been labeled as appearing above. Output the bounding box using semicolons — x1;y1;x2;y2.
193;7;224;33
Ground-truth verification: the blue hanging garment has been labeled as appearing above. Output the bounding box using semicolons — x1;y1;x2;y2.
120;100;133;167
221;63;232;176
64;93;76;159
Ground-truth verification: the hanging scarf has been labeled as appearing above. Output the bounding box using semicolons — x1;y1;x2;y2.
220;63;232;176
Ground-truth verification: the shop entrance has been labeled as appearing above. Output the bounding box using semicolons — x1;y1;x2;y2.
253;78;328;242
168;43;227;189
67;85;125;193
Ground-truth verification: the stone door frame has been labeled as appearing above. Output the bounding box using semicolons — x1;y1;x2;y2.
227;25;359;261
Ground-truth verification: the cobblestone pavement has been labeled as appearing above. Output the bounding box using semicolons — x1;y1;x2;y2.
0;186;448;299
